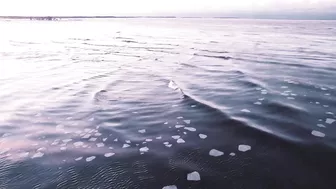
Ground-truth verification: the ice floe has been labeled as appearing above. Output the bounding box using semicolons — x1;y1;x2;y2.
138;129;146;133
209;149;224;157
187;171;201;181
311;130;325;137
183;120;191;124
238;145;251;152
86;156;96;162
177;139;185;143
241;109;251;113
199;134;207;139
172;135;181;139
104;153;115;157
326;118;335;124
162;185;177;189
122;144;130;148
184;127;196;132
139;147;149;153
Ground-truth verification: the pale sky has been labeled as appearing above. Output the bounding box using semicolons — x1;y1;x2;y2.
0;0;335;16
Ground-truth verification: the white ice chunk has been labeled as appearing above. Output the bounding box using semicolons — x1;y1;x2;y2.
241;109;251;113
238;145;251;152
183;120;191;124
187;171;201;181
156;136;162;140
96;143;105;148
311;130;325;137
122;144;130;148
145;139;152;142
254;102;262;105
229;153;236;156
162;185;177;189
138;129;146;133
86;156;96;162
114;138;118;142
139;147;149;153
125;140;131;143
209;149;224;157
199;134;207;139
177;117;183;119
168;80;179;90
32;152;44;159
62;139;72;143
175;125;185;128
184;127;196;132
172;135;181;139
89;138;97;142
103;138;107;142
74;142;84;147
104;153;115;157
177;139;185;143
165;144;172;148
75;157;83;161
317;124;326;128
82;134;91;139
326;118;335;124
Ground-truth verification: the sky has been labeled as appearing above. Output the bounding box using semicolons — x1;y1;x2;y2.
0;0;335;18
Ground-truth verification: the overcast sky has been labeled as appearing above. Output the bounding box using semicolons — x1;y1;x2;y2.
0;0;335;17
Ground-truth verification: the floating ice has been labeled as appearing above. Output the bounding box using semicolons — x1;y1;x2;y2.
156;136;162;140
326;118;335;124
19;152;29;158
104;153;115;157
183;132;187;135
183;120;191;124
96;143;105;148
103;138;107;142
191;105;197;108
177;117;183;119
258;98;265;101
238;145;251;152
326;112;334;115
122;144;130;148
86;156;96;162
94;133;102;136
209;149;224;157
89;117;94;121
177;139;185;143
254;102;262;105
184;127;196;132
60;147;67;151
229;153;236;156
168;80;179;90
281;86;288;88
164;142;169;145
241;109;251;113
32;152;44;159
317;124;326;128
89;138;97;142
311;130;325;137
75;157;83;161
172;135;181;139
199;134;207;139
138;129;146;133
126;140;131;143
187;171;201;181
162;185;177;189
145;139;152;142
74;142;84;147
287;97;295;100
82;134;91;139
109;147;114;149
175;125;184;128
165;144;172;148
164;122;168;124
140;147;149;153
62;139;72;143
114;138;118;142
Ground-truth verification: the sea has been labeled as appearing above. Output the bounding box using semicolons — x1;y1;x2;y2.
0;18;336;189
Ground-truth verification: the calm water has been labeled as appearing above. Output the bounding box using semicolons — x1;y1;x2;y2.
0;18;336;189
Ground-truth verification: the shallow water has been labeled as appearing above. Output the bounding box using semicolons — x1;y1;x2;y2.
0;18;336;189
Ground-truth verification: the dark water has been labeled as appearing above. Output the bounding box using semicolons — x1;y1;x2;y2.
1;18;336;189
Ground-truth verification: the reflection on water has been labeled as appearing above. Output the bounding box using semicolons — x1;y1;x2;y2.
0;18;336;189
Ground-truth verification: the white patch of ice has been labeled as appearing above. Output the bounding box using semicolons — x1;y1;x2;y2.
162;185;177;189
32;152;44;158
183;120;191;124
89;138;97;142
103;138;107;142
281;86;288;88
258;98;265;101
168;80;179;90
311;130;325;137
177;116;183;119
229;153;236;156
172;135;180;139
209;149;224;157
165;144;172;148
183;132;187;135
139;147;149;153
175;125;185;128
241;109;250;113
254;102;262;105
75;157;83;161
177;139;185;143
73;142;84;147
164;122;168;124
89;117;94;121
104;153;115;157
156;136;162;140
191;105;197;108
238;145;251;152
187;171;201;181
326;118;335;124
287;97;295;100
60;147;67;151
114;138;118;142
62;139;72;143
199;134;207;139
86;156;96;162
317;124;326;128
82;134;91;139
326;112;334;115
184;127;196;132
122;144;130;148
96;143;105;148
125;140;131;143
94;133;102;136
145;139;152;142
138;129;146;133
